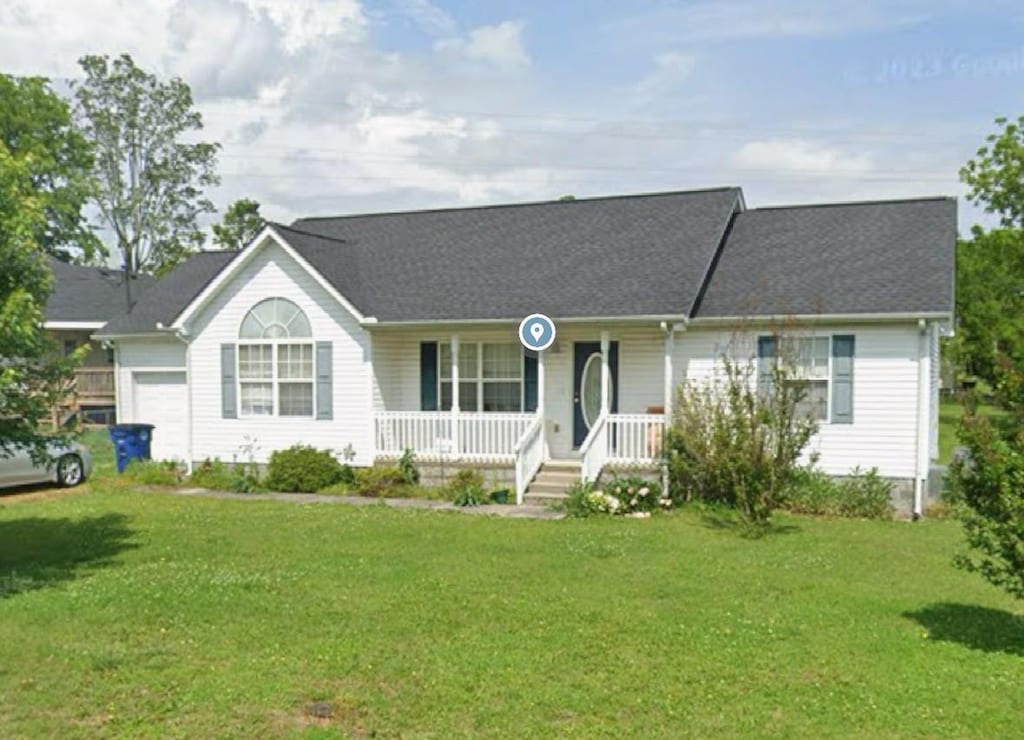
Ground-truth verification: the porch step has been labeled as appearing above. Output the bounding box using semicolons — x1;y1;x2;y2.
523;460;581;505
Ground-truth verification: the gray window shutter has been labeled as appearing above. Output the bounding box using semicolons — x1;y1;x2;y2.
831;335;855;424
316;341;333;420
757;336;775;397
221;344;237;419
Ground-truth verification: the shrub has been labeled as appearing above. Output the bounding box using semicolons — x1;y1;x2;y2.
948;357;1024;600
601;475;665;515
188;458;236;490
666;355;818;534
446;468;485;507
783;466;893;519
124;459;184;486
564;477;669;517
188;458;264;493
264;445;346;493
397;448;420;485
352;465;407;497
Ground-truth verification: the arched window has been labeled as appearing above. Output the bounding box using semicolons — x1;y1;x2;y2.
238;298;314;416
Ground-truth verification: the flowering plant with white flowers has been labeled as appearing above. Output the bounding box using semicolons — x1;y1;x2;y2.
602;475;664;514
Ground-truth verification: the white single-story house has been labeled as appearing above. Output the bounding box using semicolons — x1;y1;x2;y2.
95;187;955;514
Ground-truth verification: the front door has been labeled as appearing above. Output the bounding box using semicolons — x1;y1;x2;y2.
573;341;619;448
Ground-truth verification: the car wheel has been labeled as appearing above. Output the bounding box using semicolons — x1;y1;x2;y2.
57;454;84;487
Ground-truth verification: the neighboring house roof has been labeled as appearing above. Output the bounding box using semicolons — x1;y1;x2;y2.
45;258;156;326
98;187;957;335
97;251;235;336
286;187;743;321
693;197;957;318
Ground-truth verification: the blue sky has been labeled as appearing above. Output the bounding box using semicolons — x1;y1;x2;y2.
1;0;1021;232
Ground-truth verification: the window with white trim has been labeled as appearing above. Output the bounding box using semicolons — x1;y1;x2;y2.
238;298;314;417
779;336;829;421
439;342;523;412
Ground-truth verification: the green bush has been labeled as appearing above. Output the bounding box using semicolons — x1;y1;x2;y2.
397;448;420;485
124;459;184;486
445;469;485;507
783;466;893;519
563;480;600;517
264;445;346;493
352;465;407;497
188;458;263;493
601;475;665;515
666;355;819;534
188;458;236;490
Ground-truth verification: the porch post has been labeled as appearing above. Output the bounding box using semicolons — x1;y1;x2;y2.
451;334;460;457
663;327;674;420
537;350;546;414
600;331;610;415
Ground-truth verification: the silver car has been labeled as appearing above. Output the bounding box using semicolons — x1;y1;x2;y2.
0;441;93;489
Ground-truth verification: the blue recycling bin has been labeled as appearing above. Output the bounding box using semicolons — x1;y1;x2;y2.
108;423;155;473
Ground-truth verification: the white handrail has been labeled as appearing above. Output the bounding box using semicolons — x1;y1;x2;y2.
606;413;665;464
579;411;609;484
513;413;545;505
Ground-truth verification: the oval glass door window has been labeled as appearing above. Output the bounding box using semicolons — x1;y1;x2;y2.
580;353;613;430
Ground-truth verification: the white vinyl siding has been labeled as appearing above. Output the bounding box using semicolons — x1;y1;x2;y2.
185;242;373;465
674;324;924;478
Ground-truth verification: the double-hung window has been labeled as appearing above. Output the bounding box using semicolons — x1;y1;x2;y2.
778;336;830;421
238;298;314;417
439;342;524;412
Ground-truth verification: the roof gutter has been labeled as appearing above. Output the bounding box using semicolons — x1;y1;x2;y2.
689;311;953;326
361;314;690;330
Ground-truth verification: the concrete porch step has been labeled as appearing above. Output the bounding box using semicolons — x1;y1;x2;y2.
523;460;582;503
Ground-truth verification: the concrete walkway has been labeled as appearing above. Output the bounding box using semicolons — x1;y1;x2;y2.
147;486;565;519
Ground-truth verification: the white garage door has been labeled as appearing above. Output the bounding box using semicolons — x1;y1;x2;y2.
132;371;188;463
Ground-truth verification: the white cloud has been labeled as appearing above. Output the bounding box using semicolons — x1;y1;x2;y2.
392;0;456;36
435;20;530;71
733;139;874;175
632;51;697;109
242;0;365;52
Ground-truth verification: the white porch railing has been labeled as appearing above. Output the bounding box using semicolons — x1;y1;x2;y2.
374;411;534;462
580;412;609;484
582;413;665;484
514;414;545;505
607;413;666;464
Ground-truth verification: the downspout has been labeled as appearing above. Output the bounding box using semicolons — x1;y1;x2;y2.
913;319;929;520
660;318;689;499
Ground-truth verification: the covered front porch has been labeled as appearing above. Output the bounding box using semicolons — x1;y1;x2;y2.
370;325;679;503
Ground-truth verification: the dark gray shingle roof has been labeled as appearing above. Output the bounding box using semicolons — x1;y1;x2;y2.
97;251;236;335
288;188;742;321
46;258;156;323
693;197;956;318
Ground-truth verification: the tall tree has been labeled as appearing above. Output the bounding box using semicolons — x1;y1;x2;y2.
212;198;263;251
950;227;1024;383
72;53;220;290
0;136;81;461
0;74;99;263
961;115;1024;228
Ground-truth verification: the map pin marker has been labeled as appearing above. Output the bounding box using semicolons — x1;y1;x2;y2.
530;322;544;342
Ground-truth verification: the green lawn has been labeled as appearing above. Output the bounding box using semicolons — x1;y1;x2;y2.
2;480;1023;737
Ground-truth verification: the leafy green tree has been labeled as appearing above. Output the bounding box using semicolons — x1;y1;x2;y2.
212;198;263;251
0;138;81;461
948;356;1024;599
950;227;1024;383
72;53;220;284
961;115;1024;228
0;74;99;263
